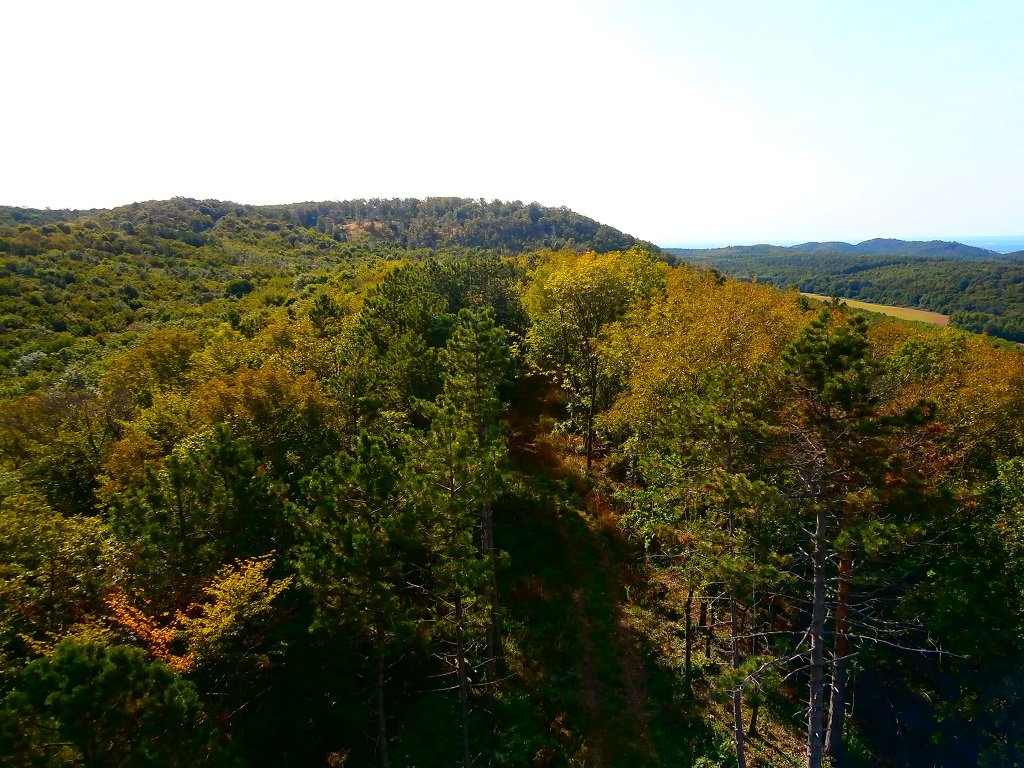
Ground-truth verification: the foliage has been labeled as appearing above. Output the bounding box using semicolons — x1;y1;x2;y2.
0;490;119;662
0;197;1022;766
523;247;668;469
0;640;229;767
670;244;1024;342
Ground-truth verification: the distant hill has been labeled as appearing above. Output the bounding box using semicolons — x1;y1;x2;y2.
665;239;1024;343
793;238;1001;260
667;238;1005;262
0;197;658;255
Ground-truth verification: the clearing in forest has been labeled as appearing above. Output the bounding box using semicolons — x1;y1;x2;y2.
802;293;949;326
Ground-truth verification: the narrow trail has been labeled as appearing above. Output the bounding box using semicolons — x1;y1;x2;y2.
592;507;658;759
556;514;608;768
505;427;658;766
585;490;659;764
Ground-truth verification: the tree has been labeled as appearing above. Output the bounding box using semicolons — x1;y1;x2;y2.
438;306;513;711
782;305;933;768
602;271;803;768
405;402;503;768
0;485;119;660
523;248;667;471
196;360;338;481
620;385;790;768
290;429;421;768
105;424;289;601
0;640;228;767
355;262;451;413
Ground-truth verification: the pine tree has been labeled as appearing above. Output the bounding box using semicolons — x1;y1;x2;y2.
290;429;420;768
439;306;512;697
783;305;933;768
405;402;502;768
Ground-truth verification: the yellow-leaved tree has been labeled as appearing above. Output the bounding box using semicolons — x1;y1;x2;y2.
522;247;668;471
600;268;805;768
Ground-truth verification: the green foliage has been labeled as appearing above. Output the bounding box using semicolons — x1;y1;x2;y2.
524;248;668;468
290;428;423;651
0;640;229;767
0;489;119;661
672;245;1024;342
440;306;513;441
105;424;290;598
784;305;874;414
2;196;1024;766
176;554;293;673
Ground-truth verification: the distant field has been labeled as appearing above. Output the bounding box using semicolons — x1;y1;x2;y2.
802;293;950;326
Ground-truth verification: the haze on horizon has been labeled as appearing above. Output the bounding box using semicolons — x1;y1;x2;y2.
3;0;1021;247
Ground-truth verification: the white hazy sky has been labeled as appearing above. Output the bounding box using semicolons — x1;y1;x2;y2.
3;0;1021;245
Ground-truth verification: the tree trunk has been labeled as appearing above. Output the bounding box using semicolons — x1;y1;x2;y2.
748;701;760;738
483;502;502;718
826;553;853;765
730;588;747;768
585;379;596;473
375;654;391;768
684;586;695;692
807;504;828;768
698;596;708;653
728;507;747;768
589;385;598;475
456;595;472;768
706;601;715;658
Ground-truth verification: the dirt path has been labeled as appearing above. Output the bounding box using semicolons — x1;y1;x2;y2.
587;493;659;764
507;429;658;765
557;514;608;767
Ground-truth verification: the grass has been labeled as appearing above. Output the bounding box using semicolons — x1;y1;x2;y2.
802;293;950;326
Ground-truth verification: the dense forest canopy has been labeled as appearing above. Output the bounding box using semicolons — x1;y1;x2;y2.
0;199;1022;768
0;197;655;397
667;243;1024;342
0;196;655;254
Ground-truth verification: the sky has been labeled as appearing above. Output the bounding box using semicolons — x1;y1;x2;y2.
3;0;1021;246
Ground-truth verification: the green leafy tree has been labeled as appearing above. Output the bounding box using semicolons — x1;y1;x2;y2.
0;485;119;662
621;375;791;768
405;403;502;768
106;424;289;600
602;270;802;764
438;306;513;705
355;263;451;412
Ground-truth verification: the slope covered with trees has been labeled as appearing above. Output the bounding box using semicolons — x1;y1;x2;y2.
0;201;1022;767
667;243;1024;342
0;197;653;396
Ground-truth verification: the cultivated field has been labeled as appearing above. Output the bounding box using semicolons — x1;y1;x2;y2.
802;293;950;326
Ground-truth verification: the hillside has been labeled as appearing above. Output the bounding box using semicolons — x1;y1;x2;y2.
0;197;657;255
669;238;1008;261
791;238;1002;259
0;197;656;394
666;241;1024;342
1;206;1022;768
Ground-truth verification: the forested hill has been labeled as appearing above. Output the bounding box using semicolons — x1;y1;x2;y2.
0;197;654;396
2;203;1024;767
0;197;656;254
666;241;1024;342
668;238;1012;260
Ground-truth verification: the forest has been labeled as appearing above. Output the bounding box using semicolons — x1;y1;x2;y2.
667;244;1024;342
1;199;1023;768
